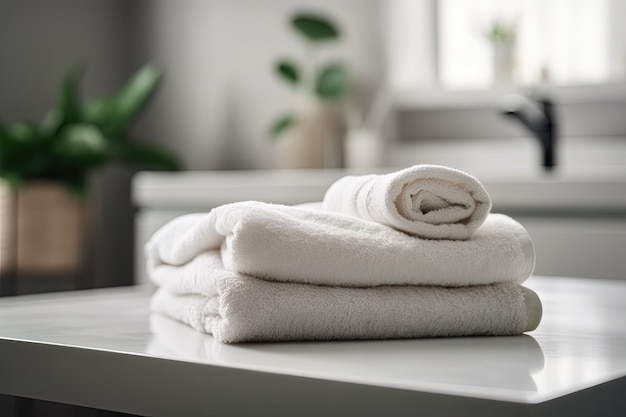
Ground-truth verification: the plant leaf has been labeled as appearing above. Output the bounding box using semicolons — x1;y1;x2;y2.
40;109;62;137
100;63;161;138
0;170;22;188
0;64;176;192
269;114;296;139
275;60;300;85
0;123;41;175
115;140;180;171
53;123;111;169
0;122;16;169
56;66;83;129
0;121;15;147
0;124;23;186
316;63;349;99
62;176;89;199
8;122;40;143
81;98;115;126
292;14;339;42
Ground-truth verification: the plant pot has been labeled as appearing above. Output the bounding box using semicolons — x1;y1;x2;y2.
274;95;345;169
0;181;91;295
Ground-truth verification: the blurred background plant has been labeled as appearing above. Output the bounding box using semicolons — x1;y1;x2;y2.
484;18;517;85
484;18;516;45
0;63;180;196
270;12;351;139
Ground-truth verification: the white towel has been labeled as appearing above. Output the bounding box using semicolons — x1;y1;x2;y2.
145;201;535;288
149;251;540;343
322;165;492;240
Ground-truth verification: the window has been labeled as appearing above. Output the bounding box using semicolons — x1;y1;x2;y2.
388;0;626;91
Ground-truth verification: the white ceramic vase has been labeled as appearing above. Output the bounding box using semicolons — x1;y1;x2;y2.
344;128;383;170
493;41;515;84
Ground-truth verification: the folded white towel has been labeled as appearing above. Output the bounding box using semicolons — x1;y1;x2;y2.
322;165;492;240
146;201;535;287
149;251;540;343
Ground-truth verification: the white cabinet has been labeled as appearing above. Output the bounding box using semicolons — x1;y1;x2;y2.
514;217;626;280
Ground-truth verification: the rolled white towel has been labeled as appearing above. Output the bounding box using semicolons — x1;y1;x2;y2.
148;251;541;343
146;201;535;288
322;165;492;240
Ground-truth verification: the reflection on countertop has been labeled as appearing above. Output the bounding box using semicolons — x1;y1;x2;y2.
0;276;625;406
148;313;545;399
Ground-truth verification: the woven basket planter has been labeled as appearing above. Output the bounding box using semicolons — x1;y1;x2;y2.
0;181;91;294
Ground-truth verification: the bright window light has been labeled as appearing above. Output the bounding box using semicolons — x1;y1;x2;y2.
439;0;611;89
387;0;621;91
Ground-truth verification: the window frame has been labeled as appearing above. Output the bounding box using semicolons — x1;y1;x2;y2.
386;0;626;110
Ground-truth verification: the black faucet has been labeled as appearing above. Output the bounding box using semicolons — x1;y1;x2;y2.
500;94;557;171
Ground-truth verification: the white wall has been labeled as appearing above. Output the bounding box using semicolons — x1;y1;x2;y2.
610;0;626;81
136;0;386;170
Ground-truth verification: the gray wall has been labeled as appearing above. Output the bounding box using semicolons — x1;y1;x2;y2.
0;1;137;121
134;0;385;170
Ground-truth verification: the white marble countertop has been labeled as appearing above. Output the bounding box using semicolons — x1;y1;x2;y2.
1;276;625;416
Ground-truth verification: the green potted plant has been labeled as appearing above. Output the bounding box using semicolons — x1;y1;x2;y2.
0;63;179;287
0;63;178;194
270;12;350;168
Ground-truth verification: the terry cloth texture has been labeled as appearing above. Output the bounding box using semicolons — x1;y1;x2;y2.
145;201;535;288
149;251;536;343
322;165;492;240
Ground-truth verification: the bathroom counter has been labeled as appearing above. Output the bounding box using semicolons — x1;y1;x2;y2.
0;276;625;416
132;168;626;212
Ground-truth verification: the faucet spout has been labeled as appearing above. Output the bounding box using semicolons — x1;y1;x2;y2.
499;94;557;171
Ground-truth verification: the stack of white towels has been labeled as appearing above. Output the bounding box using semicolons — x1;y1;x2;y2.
146;165;541;343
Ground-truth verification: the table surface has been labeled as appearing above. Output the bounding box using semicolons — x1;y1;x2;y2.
1;276;625;416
